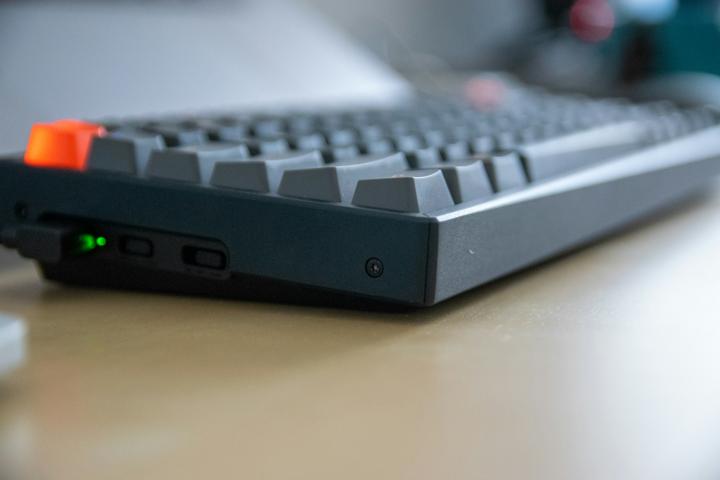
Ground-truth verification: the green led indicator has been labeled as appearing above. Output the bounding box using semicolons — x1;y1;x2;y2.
75;234;107;253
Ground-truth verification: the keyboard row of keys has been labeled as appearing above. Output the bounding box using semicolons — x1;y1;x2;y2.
23;89;720;215
101;95;718;147
80;112;715;214
87;120;648;190
98;106;717;165
86;144;527;213
84;118;662;179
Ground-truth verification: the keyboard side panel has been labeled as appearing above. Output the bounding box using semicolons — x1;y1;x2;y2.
0;161;432;306
430;132;720;304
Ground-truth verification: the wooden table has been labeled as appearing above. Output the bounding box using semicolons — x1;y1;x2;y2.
1;186;720;480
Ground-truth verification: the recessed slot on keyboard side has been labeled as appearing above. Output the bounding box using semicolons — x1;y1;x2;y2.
36;215;231;280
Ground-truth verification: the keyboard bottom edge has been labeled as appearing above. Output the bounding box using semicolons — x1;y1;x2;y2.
38;259;424;311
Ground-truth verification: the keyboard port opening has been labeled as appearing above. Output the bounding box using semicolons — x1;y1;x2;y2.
182;246;227;270
119;235;154;258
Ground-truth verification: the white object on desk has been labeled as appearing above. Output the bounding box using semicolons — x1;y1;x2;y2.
0;314;25;377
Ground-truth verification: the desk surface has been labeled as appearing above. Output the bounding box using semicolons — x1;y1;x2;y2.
1;187;720;480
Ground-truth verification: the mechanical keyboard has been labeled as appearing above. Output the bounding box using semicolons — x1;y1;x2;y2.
2;84;720;306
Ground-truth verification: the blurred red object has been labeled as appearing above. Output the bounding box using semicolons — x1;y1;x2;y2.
570;0;615;43
464;77;507;110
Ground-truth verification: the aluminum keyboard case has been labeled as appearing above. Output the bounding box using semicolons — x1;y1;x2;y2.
1;127;720;306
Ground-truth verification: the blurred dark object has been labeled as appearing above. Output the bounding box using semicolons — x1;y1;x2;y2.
619;26;656;83
521;0;720;105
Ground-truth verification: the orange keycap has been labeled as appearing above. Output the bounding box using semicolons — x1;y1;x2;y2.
24;119;107;170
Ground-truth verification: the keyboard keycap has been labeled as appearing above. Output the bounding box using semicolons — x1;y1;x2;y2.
493;131;516;151
278;153;408;203
326;129;358;146
243;137;290;156
445;125;474;141
406;147;442;169
320;145;360;163
441;141;471;162
25;119;107;171
471;135;495;154
393;134;424;152
287;116;317;134
423;130;447;147
422;161;494;204
288;133;326;151
147;143;249;184
352;170;455;213
388;121;413;135
87;129;165;175
251;118;285;138
481;152;527;192
142;123;208;147
210;151;323;193
185;119;249;142
517;122;646;181
362;138;395;156
357;125;384;141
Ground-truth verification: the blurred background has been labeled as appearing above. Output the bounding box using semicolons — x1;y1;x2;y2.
3;0;720;151
308;0;720;104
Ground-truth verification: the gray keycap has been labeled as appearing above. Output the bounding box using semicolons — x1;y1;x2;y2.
252;118;285;138
278;153;408;203
357;125;384;141
87;129;165;176
352;170;455;213
394;134;424;152
420;161;494;204
186;119;249;142
288;115;318;132
210;151;323;193
481;152;527;192
494;131;517;151
362;138;394;156
321;145;360;163
441;141;471;162
406;147;442;169
423;130;447;147
326;129;358;146
142;123;208;147
147;143;249;184
244;137;290;156
289;133;326;151
471;135;495;154
517;121;647;181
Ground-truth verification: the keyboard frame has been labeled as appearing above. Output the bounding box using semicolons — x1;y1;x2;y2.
2;127;720;307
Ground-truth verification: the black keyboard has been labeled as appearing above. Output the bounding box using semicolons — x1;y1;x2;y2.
2;84;720;306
